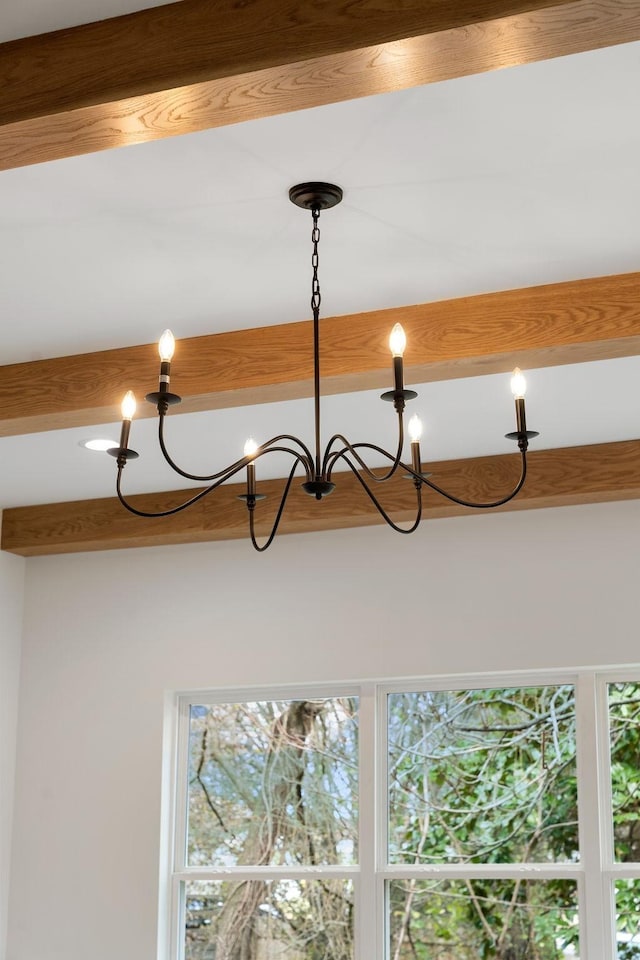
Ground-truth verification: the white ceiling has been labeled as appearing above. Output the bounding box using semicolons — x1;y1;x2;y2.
0;4;639;509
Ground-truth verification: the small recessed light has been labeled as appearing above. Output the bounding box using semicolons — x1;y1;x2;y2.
80;438;117;452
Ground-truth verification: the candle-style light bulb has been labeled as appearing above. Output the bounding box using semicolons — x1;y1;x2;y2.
116;390;137;455
408;414;423;444
388;323;408;408
158;329;175;362
154;329;176;403
389;323;407;358
510;367;527;399
121;390;136;421
510;368;528;438
243;438;258;498
408;413;423;476
244;437;258;458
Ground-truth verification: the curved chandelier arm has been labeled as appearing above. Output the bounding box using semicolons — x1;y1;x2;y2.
248;459;302;553
249;444;316;479
116;444;311;520
419;450;528;509
340;454;423;534
256;436;315;480
158;413;245;482
116;466;225;518
323;415;405;482
325;439;403;481
157;414;314;483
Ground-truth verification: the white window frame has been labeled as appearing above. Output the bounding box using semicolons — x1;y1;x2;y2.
159;668;640;960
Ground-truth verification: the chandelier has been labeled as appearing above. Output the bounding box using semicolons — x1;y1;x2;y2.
109;182;538;551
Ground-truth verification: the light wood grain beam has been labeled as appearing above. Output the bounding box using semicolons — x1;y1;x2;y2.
2;0;640;170
4;440;639;556
0;272;638;438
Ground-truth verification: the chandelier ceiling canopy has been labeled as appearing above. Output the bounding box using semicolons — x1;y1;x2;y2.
108;182;538;551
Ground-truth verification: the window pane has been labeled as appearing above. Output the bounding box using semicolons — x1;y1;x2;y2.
389;879;578;960
609;682;640;862
615;880;640;959
388;685;577;863
187;698;358;866
185;879;354;960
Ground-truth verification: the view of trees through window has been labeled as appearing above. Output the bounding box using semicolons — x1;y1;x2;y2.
388;686;579;959
186;698;358;959
185;879;354;960
388;879;578;960
174;677;640;960
610;683;640;864
388;686;578;865
609;682;640;960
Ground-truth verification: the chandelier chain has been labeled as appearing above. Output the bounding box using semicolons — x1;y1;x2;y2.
311;207;321;316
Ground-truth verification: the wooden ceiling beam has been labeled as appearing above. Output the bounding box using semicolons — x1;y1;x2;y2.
4;439;639;556
0;272;638;438
1;0;640;170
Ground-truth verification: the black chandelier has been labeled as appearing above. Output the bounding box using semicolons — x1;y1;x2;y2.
109;182;538;551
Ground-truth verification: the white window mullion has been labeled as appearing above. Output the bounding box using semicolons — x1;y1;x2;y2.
576;672;612;960
174;877;186;960
173;865;360;882
596;675;619;960
606;863;640;878
376;685;390;960
382;863;583;880
159;694;190;960
171;700;192;960
596;675;616;871
173;697;192;873
357;684;377;960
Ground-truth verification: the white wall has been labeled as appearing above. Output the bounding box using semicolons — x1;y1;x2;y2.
7;500;640;959
0;546;25;960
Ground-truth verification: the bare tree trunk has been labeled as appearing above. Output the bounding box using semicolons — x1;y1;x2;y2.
216;701;324;960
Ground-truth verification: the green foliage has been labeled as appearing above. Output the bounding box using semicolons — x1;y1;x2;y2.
609;683;640;863
388;686;579;958
388;685;578;866
389;878;578;960
609;683;640;954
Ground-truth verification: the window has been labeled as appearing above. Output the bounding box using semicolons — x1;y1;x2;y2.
164;672;640;960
